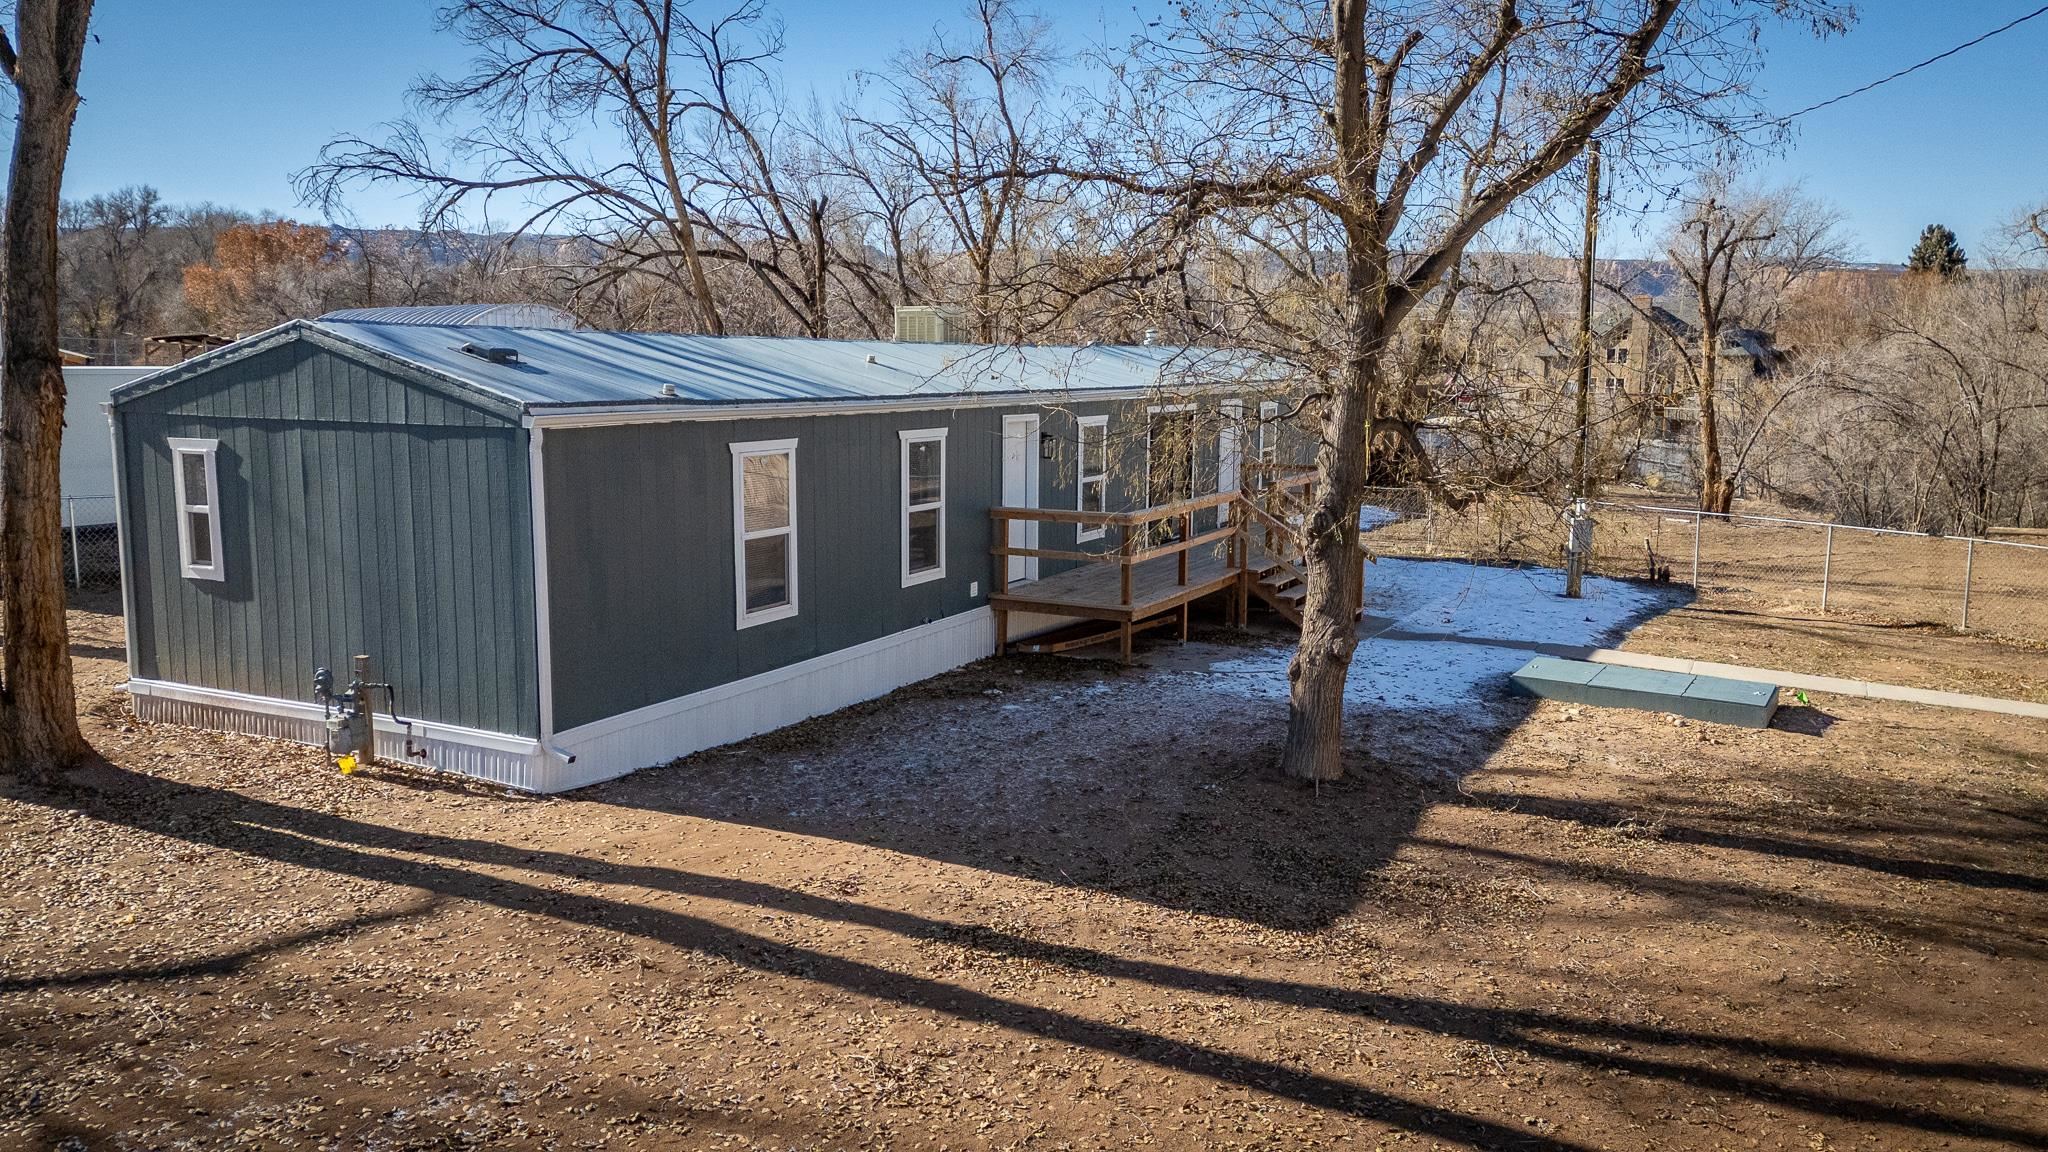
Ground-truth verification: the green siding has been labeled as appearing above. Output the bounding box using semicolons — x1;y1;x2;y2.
117;341;539;736
544;410;985;730
542;396;1254;731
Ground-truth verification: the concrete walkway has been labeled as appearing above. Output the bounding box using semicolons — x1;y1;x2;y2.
1581;649;2048;721
1363;620;2048;721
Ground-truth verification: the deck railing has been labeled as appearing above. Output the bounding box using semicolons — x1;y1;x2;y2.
991;470;1315;608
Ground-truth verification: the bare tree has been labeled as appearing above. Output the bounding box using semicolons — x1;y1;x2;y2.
851;0;1065;342
1855;272;2048;531
0;0;97;781
1663;174;1847;512
301;0;791;336
58;186;178;353
1071;0;1848;781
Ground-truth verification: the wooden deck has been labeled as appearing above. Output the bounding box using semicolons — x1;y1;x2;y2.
988;473;1326;661
993;544;1242;621
991;544;1241;660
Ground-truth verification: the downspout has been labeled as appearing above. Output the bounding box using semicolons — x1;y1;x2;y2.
525;419;576;775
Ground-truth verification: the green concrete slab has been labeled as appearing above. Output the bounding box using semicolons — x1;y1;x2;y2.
1585;665;1699;713
1511;657;1779;728
1679;674;1781;728
1509;657;1604;704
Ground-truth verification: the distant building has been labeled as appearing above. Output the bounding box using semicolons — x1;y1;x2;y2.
1535;294;1784;441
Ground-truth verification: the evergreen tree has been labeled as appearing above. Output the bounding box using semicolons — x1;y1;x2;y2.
1907;224;1967;278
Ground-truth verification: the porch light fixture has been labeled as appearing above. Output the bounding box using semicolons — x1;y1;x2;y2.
1040;431;1057;460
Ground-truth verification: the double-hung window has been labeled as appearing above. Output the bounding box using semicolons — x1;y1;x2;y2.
168;437;224;581
1076;415;1108;542
731;439;798;627
900;429;947;586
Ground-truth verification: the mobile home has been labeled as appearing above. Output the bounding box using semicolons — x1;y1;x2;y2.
108;317;1300;791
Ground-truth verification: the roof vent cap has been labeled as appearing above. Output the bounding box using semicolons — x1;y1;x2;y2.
458;341;519;365
659;382;679;398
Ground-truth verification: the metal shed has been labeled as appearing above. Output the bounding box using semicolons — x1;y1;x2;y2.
108;318;1285;791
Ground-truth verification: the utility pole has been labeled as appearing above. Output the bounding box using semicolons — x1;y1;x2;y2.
1566;140;1601;599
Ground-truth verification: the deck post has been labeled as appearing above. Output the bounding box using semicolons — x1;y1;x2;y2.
995;607;1009;656
1179;601;1190;642
1119;620;1134;663
1178;512;1191;585
1118;523;1132;606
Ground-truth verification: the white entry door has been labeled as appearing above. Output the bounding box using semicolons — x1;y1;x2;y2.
1218;399;1243;525
1001;414;1040;585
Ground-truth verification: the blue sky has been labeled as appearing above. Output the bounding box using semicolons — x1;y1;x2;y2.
45;0;2048;263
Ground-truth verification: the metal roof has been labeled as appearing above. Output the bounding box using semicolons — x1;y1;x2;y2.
318;303;582;329
305;320;1277;410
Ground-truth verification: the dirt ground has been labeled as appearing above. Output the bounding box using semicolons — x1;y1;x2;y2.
3;589;2046;1151
1625;602;2048;704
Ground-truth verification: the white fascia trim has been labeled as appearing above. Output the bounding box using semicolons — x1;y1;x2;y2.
126;678;542;754
521;382;1259;430
899;427;948;587
527;426;574;772
107;405;141;680
555;607;994;747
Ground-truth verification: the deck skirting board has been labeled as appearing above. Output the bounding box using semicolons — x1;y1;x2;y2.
551;607;998;789
127;678;555;790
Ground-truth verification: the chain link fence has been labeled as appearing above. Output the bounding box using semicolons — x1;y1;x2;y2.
1354;487;2048;645
60;495;121;588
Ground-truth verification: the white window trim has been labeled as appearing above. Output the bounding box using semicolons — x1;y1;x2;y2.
730;438;799;629
168;436;224;582
899;428;948;587
1075;415;1109;542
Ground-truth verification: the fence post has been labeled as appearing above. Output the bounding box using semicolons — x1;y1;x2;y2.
67;497;81;588
1820;523;1833;614
1691;511;1701;586
1961;537;1975;631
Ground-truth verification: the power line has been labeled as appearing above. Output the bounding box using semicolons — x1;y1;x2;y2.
1759;3;2048;127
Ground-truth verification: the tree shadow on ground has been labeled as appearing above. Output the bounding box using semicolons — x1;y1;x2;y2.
587;582;1682;934
14;761;2048;1151
1455;788;2048;896
593;643;1526;933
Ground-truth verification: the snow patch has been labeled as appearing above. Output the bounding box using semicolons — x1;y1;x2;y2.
1192;558;1669;712
1359;504;1402;531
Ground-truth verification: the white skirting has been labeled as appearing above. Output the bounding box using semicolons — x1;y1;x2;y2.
126;678;555;791
125;606;999;794
551;606;997;788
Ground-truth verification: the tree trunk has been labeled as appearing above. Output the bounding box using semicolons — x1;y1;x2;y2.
1695;327;1733;514
0;0;97;781
807;198;830;340
1277;0;1372;784
1279;344;1373;783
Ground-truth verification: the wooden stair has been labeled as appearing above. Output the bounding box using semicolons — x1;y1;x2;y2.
1249;554;1307;627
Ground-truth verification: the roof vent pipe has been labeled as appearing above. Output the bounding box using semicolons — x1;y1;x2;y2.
659;383;679;398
